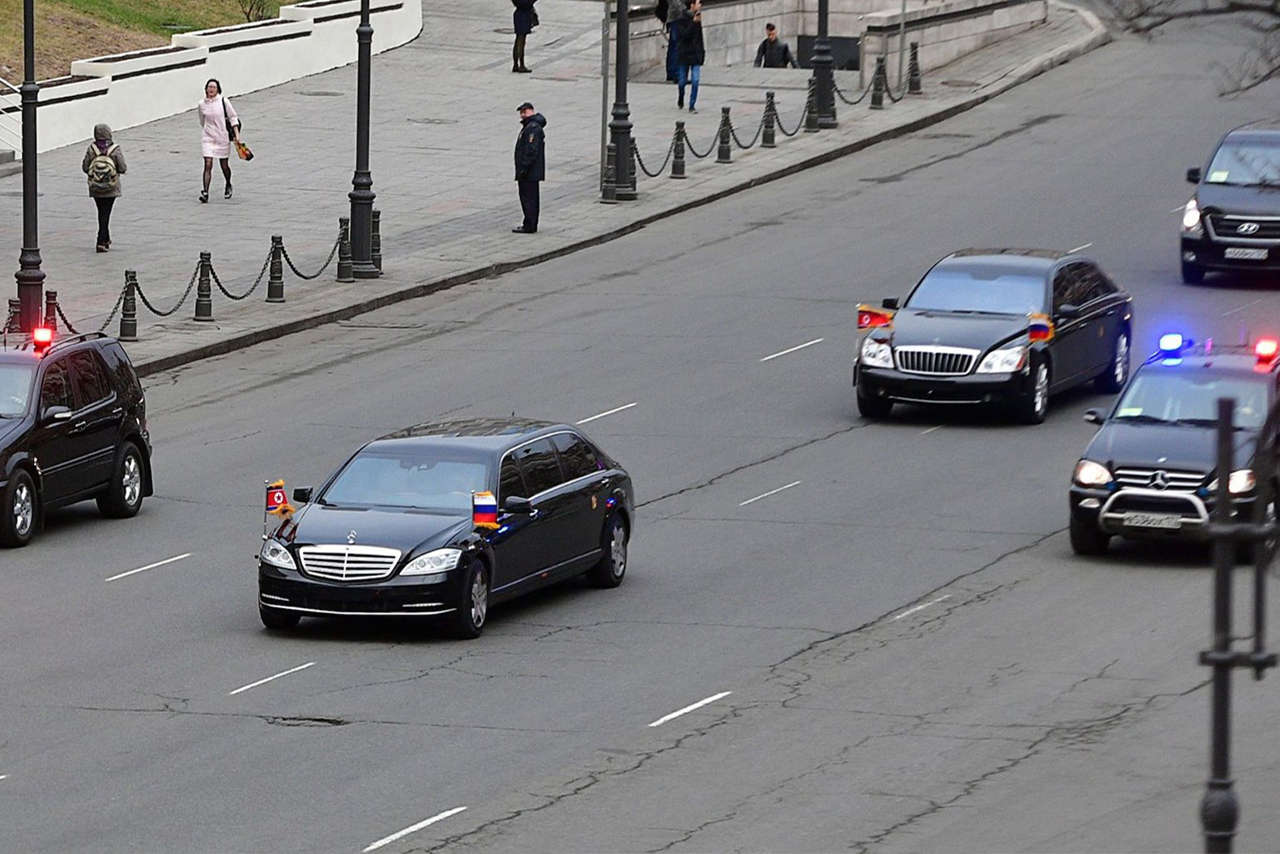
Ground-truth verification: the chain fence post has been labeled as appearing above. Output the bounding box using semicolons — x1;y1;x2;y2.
871;56;888;110
717;107;732;163
908;42;923;95
43;290;57;333
371;209;383;272
671;122;687;179
762;92;778;148
601;142;619;204
194;251;214;322
120;272;138;342
337;217;355;283
5;299;20;334
266;236;286;303
628;140;640;191
805;78;820;132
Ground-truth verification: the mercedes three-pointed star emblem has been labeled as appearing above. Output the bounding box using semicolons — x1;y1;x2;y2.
1148;470;1170;490
347;530;358;544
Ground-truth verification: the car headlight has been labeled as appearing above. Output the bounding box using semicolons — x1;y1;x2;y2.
400;547;462;580
1207;469;1256;495
260;538;297;570
861;337;893;369
1074;459;1112;488
1182;198;1203;236
976;345;1028;374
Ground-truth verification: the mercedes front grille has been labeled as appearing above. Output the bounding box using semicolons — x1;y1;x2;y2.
299;545;403;582
1114;467;1205;494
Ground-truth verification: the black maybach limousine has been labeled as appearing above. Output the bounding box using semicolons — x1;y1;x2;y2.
258;418;634;639
854;249;1134;424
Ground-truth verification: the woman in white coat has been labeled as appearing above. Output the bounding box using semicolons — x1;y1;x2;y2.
197;78;240;203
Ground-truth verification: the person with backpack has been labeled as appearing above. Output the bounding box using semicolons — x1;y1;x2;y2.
197;78;240;203
81;123;127;253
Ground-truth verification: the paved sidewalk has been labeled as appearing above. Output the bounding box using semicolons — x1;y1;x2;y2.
0;0;1107;375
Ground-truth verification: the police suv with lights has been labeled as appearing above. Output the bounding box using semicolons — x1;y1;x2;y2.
1068;333;1280;556
0;330;152;547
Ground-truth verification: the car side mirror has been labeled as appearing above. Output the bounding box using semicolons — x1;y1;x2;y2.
292;486;313;503
1186;167;1202;184
1057;303;1080;318
881;298;900;310
502;495;533;514
1084;409;1103;425
40;405;71;425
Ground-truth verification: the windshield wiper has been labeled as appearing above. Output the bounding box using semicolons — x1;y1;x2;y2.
1114;413;1173;425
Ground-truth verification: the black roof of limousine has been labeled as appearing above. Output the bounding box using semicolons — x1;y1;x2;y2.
370;417;565;452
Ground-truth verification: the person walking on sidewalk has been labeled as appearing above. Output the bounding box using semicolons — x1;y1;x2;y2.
81;123;126;253
197;78;240;203
676;0;704;112
754;23;798;68
512;0;537;72
663;0;688;83
512;102;546;234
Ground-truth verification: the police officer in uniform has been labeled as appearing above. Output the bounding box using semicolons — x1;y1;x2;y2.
512;101;547;234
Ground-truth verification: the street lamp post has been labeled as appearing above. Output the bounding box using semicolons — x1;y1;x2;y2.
348;0;381;279
14;0;44;331
810;0;837;129
607;0;637;201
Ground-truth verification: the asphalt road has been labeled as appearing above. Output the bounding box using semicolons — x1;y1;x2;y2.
5;16;1280;854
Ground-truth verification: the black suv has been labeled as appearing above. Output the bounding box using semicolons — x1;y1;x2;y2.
1068;334;1278;556
0;332;152;547
1182;122;1280;283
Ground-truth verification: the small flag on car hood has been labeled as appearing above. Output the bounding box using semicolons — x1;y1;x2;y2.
473;491;499;530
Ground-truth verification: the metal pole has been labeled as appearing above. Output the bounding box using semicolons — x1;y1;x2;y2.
14;0;43;333
810;0;837;128
609;0;636;200
897;0;906;91
1201;396;1238;854
600;0;612;191
349;0;380;279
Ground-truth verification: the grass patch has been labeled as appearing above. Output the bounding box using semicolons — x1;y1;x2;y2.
0;0;283;83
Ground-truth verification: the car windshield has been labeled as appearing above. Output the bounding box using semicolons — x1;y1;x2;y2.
320;448;492;513
0;364;35;417
1113;372;1271;429
1205;139;1280;187
905;268;1045;315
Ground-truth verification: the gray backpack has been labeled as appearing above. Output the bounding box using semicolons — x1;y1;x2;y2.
87;144;120;194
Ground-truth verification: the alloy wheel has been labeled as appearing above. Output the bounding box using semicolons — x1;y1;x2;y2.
610;521;627;579
470;569;488;628
1113;335;1129;386
1033;363;1049;417
122;454;141;507
12;482;32;536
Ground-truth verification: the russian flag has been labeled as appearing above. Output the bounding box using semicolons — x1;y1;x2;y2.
473;491;499;529
1028;313;1053;342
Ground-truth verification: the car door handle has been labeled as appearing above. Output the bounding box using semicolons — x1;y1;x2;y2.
110;407;123;416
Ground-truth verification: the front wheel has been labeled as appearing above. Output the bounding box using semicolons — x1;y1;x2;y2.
1182;261;1205;284
1015;360;1051;425
857;389;894;419
1069;513;1110;556
449;560;489;640
97;442;145;519
259;604;301;631
1;469;37;548
587;513;628;589
1095;331;1130;393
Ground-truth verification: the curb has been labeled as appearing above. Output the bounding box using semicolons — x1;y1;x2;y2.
135;10;1110;378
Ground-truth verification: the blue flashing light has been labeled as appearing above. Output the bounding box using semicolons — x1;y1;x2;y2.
1159;333;1185;353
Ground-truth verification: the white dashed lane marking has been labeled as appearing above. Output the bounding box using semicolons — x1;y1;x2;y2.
576;402;637;424
363;807;468;852
104;553;191;582
760;338;824;362
893;595;952;620
739;481;802;506
648;692;733;728
228;662;315;696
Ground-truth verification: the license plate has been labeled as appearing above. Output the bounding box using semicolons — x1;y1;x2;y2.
1124;512;1182;530
1224;247;1268;260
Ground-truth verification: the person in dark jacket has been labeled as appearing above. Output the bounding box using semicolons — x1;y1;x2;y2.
675;0;704;112
81;123;127;252
663;0;688;83
512;102;546;233
512;0;537;72
754;23;798;68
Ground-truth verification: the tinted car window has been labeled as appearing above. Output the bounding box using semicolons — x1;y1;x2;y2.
551;432;601;480
321;448;490;512
69;351;112;406
1115;372;1270;429
907;267;1045;315
515;439;563;495
499;457;527;501
0;364;35;417
40;358;75;412
1053;264;1092;311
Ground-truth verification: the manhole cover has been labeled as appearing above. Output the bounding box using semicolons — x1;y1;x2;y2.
407;117;459;125
299;90;344;96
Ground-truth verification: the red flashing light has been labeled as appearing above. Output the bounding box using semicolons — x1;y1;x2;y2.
32;327;53;351
1256;338;1279;361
